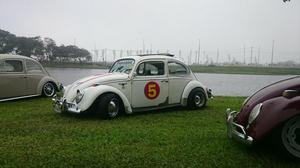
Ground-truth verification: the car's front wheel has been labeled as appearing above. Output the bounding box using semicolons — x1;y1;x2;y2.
187;88;207;110
96;93;121;119
42;82;56;97
280;115;300;159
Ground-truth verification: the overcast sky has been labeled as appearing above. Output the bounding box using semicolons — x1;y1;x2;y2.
0;0;299;64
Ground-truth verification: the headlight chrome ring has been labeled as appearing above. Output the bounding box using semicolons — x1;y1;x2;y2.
59;83;65;94
248;103;263;125
75;90;84;104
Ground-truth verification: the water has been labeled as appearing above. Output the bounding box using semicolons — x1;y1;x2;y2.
46;67;295;96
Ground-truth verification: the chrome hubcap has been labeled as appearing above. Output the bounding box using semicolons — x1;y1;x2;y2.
282;117;300;158
107;100;118;117
44;83;54;96
194;94;204;107
195;95;201;105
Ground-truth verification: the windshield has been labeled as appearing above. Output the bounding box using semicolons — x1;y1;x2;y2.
109;59;135;74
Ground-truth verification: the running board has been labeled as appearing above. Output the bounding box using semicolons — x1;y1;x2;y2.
0;95;40;102
132;104;181;113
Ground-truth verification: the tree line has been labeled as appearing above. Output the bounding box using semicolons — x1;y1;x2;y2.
0;29;92;63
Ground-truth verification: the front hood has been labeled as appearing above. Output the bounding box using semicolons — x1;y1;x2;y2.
63;72;129;102
237;76;300;126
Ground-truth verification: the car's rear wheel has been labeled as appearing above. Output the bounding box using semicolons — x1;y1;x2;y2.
281;116;300;159
187;88;207;110
96;93;121;119
42;82;56;97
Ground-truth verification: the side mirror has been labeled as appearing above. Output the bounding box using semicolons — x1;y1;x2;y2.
282;90;300;99
132;72;137;78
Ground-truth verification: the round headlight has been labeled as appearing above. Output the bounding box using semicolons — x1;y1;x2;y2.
248;103;263;125
59;83;65;94
75;90;84;104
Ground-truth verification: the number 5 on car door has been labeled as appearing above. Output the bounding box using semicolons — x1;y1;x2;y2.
144;81;160;99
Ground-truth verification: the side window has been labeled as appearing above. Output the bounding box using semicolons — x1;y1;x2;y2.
168;62;188;75
136;61;165;76
26;60;43;73
0;60;23;72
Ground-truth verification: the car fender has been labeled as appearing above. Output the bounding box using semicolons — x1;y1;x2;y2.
36;76;58;95
248;96;300;141
181;80;207;106
79;85;133;114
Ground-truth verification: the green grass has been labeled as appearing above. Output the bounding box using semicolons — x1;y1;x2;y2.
0;97;298;167
190;65;300;75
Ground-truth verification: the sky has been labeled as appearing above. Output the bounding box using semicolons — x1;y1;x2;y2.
0;0;299;64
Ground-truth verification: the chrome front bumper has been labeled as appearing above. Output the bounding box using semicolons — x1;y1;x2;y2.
52;95;81;114
226;108;253;145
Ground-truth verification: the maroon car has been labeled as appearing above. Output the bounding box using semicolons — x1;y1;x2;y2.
226;76;300;158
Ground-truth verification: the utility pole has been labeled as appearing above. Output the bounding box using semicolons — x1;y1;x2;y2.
142;39;145;54
104;48;107;64
94;50;99;62
119;50;123;58
113;50;116;61
228;54;231;64
243;45;246;65
250;47;253;65
271;40;275;67
178;50;182;60
101;49;105;63
127;50;130;56
217;49;219;64
189;50;192;65
92;44;98;63
257;47;260;65
197;39;200;64
195;51;198;64
203;51;205;65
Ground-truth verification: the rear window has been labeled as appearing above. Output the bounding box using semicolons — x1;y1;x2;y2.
0;60;23;72
26;60;43;73
168;62;188;75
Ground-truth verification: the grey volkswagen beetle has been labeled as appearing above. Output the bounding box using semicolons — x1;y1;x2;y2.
0;54;58;101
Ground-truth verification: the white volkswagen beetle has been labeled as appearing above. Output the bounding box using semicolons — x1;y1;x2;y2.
52;54;212;119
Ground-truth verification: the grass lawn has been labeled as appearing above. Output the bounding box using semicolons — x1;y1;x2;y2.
0;97;298;167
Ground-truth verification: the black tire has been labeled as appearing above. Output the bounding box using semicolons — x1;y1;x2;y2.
187;88;207;110
42;82;56;97
96;93;121;119
279;116;300;159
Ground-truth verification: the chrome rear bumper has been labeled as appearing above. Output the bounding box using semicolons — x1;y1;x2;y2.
226;108;253;145
52;95;81;113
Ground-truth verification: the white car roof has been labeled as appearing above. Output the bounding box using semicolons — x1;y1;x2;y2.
0;54;37;62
